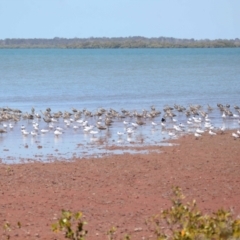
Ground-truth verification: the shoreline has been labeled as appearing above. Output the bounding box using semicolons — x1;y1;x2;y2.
1;103;240;163
1;128;238;165
0;130;240;239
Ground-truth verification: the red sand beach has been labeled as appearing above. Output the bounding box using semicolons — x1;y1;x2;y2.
0;130;240;239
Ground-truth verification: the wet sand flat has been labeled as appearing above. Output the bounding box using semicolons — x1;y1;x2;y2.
0;130;240;239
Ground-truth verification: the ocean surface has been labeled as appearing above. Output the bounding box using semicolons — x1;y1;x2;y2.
0;48;240;163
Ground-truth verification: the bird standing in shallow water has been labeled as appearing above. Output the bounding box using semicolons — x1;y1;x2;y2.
117;131;124;137
161;122;166;128
89;130;98;137
41;129;49;134
54;130;62;137
151;121;157;128
0;128;7;135
31;131;37;137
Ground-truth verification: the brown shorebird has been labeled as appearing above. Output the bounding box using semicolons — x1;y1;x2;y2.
43;117;52;123
96;124;107;130
0;128;7;135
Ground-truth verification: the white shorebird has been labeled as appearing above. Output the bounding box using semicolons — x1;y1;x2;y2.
161;122;166;128
82;121;88;127
127;136;134;143
73;125;79;130
209;125;215;130
89;130;98;137
22;129;29;136
64;119;70;124
204;122;212;128
76;119;84;124
232;132;239;139
209;130;217;136
117;138;124;144
151;121;158;127
205;115;211;122
9;123;14;129
219;126;226;134
194;132;202;139
41;129;49;134
48;123;54;129
84;125;94;132
33;125;39;131
193;118;202;124
35;113;41;119
96;121;103;126
54;130;62;137
173;125;183;132
31;131;38;137
51;118;58;123
33;122;39;126
117;131;124;137
168;131;176;138
126;128;134;135
56;126;63;131
178;123;185;128
196;128;204;134
131;122;138;128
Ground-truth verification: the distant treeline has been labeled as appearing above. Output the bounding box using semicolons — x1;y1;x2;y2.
0;37;240;48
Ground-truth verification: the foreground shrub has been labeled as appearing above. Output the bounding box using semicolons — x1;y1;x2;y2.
3;187;240;239
52;187;240;240
147;187;240;240
51;210;88;240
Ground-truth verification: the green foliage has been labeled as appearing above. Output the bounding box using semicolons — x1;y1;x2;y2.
52;210;88;240
5;166;14;175
1;37;240;49
3;221;21;240
52;188;240;240
147;186;240;240
107;226;117;240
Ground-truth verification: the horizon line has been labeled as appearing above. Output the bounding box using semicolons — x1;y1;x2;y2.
0;36;240;41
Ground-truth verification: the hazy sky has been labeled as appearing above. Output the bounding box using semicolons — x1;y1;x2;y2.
0;0;239;39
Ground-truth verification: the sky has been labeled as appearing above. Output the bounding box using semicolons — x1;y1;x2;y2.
0;0;239;40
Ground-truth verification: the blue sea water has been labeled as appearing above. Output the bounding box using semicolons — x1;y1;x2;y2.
0;48;240;163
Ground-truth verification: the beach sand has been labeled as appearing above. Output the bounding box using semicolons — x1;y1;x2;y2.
0;130;240;239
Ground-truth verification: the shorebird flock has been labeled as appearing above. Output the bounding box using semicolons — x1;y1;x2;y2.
0;103;240;145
